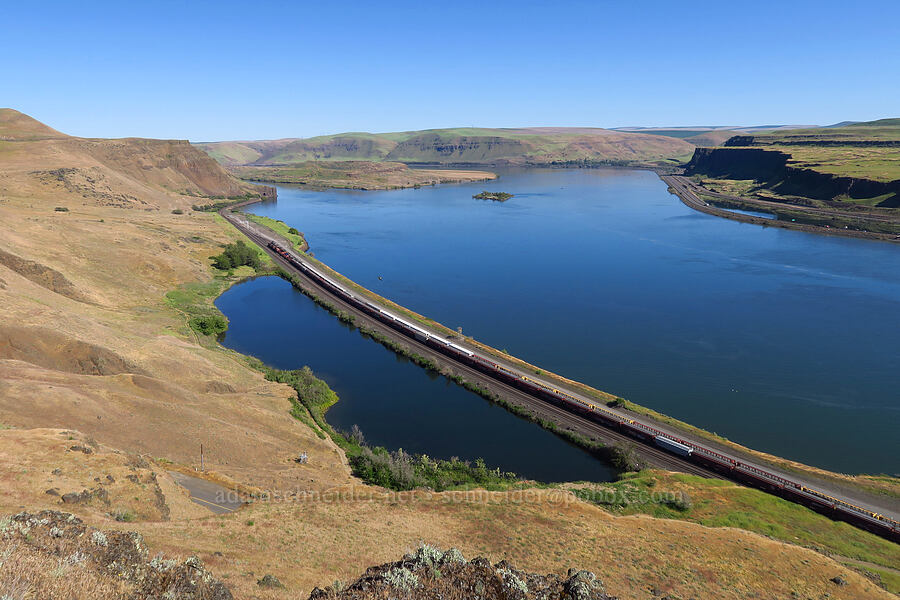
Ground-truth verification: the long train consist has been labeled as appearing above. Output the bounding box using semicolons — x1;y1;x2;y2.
265;239;900;542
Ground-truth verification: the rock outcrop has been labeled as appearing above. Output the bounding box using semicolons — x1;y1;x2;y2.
0;511;232;599
308;544;613;600
685;146;900;206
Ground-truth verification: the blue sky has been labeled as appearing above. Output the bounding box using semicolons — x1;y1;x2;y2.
4;0;899;141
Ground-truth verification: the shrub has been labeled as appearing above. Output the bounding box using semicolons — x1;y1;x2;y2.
382;567;419;592
347;439;518;492
112;509;136;522
171;209;184;215
665;491;693;511
189;315;228;336
54;206;69;212
210;240;260;270
610;443;646;472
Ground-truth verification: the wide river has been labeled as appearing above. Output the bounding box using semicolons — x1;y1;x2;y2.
217;168;900;480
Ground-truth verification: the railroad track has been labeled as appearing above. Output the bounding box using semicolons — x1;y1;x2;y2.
223;208;900;542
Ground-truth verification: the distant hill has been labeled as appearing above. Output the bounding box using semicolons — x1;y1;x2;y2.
0;108;259;209
196;127;695;167
730;118;900;143
0;108;66;141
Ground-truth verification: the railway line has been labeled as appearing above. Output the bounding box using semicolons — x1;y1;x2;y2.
222;207;900;543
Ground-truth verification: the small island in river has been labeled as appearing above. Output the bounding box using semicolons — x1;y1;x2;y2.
473;191;514;202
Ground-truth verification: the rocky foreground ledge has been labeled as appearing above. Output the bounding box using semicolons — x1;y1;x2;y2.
0;512;610;599
309;544;612;600
0;511;231;599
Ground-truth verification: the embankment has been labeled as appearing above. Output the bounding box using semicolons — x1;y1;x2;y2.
685;146;900;206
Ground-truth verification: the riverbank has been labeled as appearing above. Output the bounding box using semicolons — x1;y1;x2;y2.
662;174;900;243
229;160;497;190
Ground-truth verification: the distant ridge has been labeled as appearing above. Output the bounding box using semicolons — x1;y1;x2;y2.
196;126;695;167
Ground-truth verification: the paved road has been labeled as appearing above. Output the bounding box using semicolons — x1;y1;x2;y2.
223;208;900;535
168;471;244;514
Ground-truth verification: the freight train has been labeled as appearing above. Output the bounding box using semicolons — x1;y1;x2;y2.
263;238;900;542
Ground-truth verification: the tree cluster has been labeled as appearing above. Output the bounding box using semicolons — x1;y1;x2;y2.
210;240;260;270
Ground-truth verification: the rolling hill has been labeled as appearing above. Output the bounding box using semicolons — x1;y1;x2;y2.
196;126;696;167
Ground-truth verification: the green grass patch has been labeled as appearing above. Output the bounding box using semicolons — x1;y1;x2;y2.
847;563;900;595
241;213;308;251
571;470;900;578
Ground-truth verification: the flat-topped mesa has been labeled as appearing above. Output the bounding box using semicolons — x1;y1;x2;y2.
473;191;514;201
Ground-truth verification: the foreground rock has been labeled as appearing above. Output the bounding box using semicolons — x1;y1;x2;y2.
0;511;232;599
309;544;612;600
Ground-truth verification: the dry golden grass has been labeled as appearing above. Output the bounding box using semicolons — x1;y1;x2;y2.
0;110;352;494
0;428;209;522
0;110;895;600
121;487;892;600
0;540;133;599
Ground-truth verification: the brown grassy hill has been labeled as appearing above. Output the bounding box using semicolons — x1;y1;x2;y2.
0;428;208;522
0;108;255;211
1;510;232;599
0;108;66;140
0;110;351;493
1;111;896;600
197;127;695;167
683;129;737;147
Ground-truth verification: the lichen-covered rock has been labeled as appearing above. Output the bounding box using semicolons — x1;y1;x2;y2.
0;510;232;599
308;544;612;600
258;574;286;589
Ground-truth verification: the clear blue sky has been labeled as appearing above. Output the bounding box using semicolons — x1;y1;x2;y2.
4;0;899;141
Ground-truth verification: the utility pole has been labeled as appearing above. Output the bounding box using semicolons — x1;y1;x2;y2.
200;443;204;472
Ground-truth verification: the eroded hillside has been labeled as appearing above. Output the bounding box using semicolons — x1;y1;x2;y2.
0;108;350;493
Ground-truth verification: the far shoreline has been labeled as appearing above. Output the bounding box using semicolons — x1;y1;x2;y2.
230;160;497;191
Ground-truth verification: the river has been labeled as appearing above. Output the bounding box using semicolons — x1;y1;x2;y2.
216;168;900;478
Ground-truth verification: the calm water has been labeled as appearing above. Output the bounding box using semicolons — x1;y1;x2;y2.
721;206;777;220
216;275;616;482
218;168;900;476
